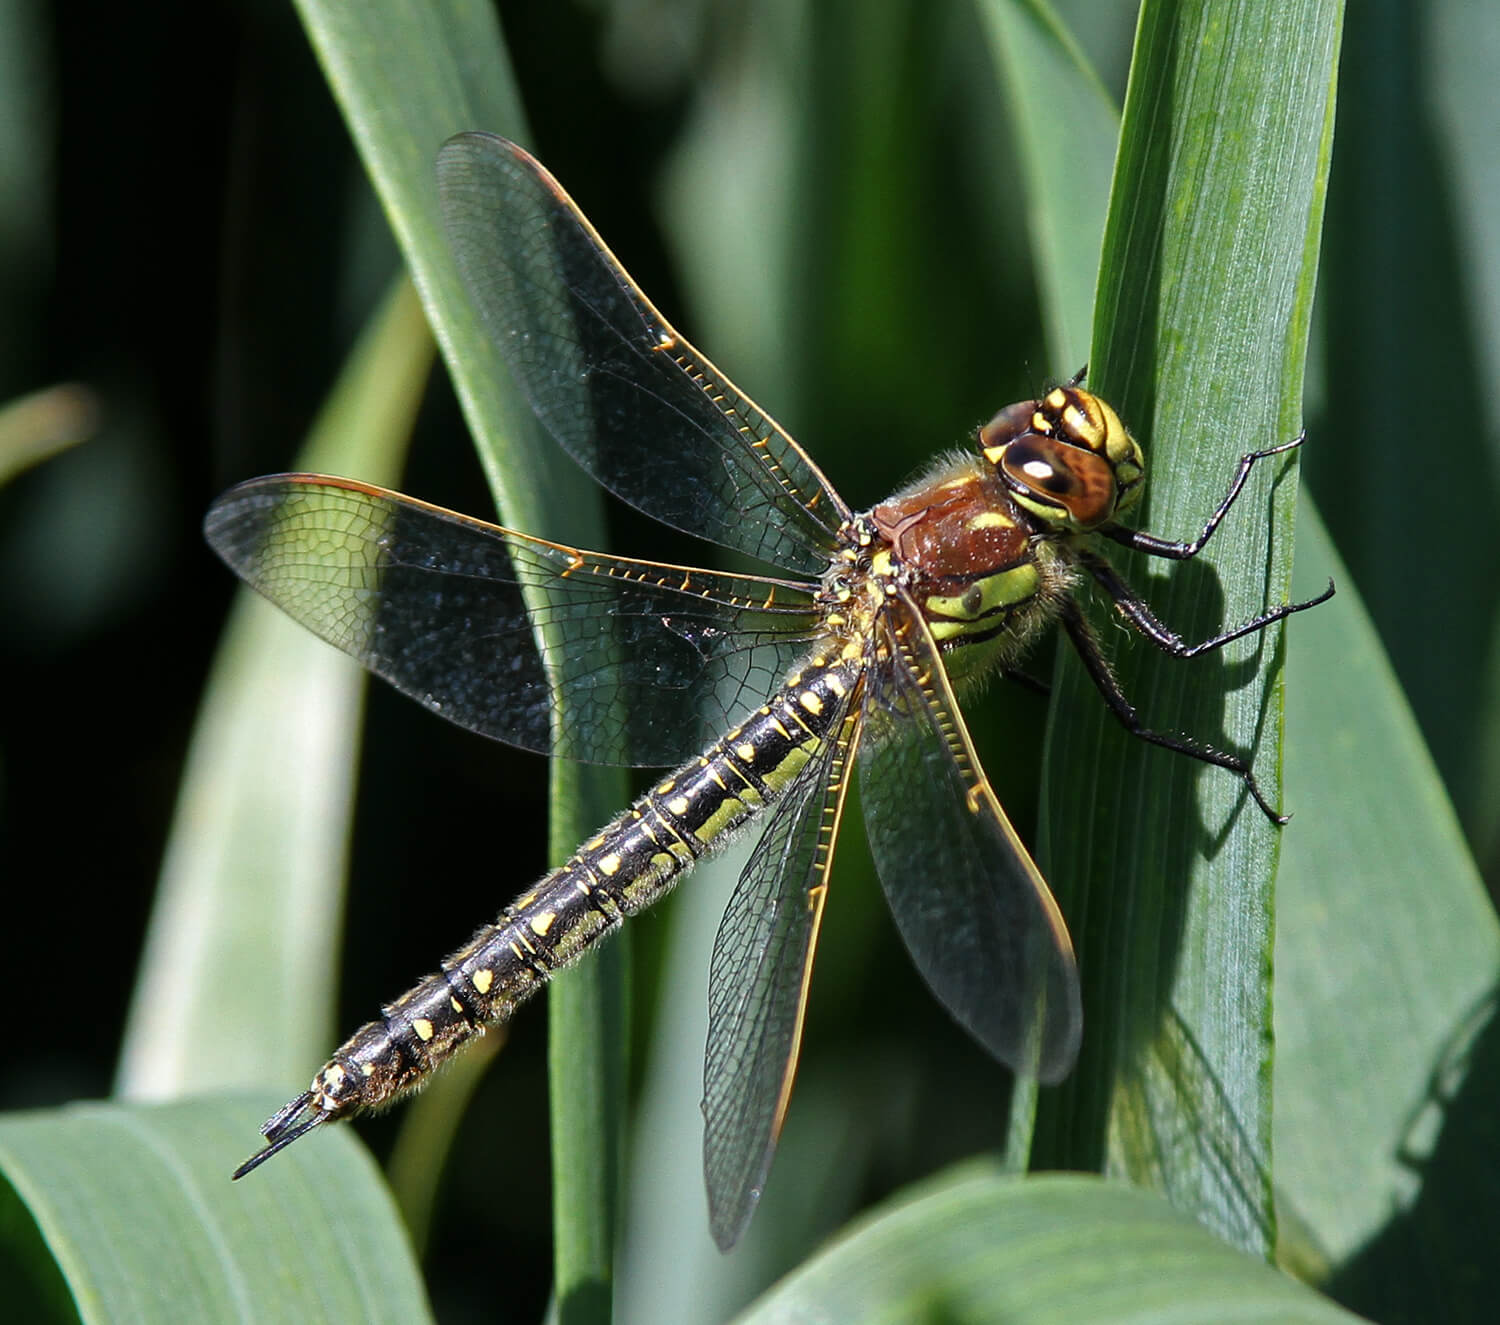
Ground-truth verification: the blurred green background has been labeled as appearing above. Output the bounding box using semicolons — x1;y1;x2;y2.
2;1;1497;1322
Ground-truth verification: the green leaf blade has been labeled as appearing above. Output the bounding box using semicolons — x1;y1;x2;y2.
293;4;626;1312
1275;505;1500;1281
735;1165;1363;1324
0;1099;431;1325
1033;0;1343;1256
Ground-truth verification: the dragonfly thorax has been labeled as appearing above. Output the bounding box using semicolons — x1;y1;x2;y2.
864;451;1076;679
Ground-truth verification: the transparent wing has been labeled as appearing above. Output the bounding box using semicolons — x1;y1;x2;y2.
701;692;860;1251
858;592;1081;1083
204;473;822;767
437;132;849;578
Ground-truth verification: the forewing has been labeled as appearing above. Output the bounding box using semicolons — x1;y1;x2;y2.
437;132;849;577
858;593;1081;1083
701;694;860;1250
204;474;821;767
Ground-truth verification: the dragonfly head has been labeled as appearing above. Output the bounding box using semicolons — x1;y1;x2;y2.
981;386;1145;532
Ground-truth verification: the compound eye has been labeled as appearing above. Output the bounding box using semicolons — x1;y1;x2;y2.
979;398;1041;455
1001;435;1118;528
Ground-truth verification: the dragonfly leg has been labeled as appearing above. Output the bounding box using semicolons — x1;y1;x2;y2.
1100;434;1307;561
1058;599;1286;823
1078;548;1334;659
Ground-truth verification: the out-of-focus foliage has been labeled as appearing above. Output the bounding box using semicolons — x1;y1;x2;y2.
1;1;1495;1322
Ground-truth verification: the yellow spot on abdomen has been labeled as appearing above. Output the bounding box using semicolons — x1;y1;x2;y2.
413;1018;435;1042
668;796;690;816
599;854;622;876
472;968;493;994
799;691;823;716
530;911;556;937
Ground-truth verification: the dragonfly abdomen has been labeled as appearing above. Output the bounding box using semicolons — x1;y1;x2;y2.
266;649;865;1141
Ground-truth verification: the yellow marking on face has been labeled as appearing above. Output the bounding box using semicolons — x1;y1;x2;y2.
799;690;823;716
982;444;1005;466
413;1018;435;1042
599;854;622;876
668;795;690;816
530;911;557;937
472;968;493;994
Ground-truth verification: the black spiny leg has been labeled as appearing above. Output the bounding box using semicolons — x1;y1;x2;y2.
1078;548;1335;659
1057;598;1287;823
1101;435;1307;561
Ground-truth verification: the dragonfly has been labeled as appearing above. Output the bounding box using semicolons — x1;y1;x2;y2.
206;132;1332;1250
